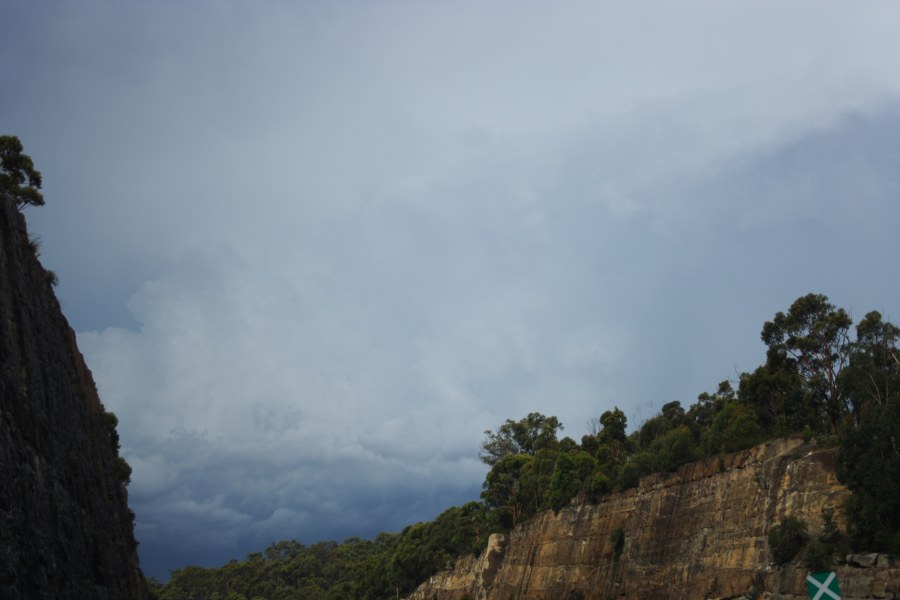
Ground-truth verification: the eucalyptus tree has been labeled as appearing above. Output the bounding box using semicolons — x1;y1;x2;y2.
760;293;852;431
479;412;563;466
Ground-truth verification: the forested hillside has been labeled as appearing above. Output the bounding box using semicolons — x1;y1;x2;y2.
151;293;900;600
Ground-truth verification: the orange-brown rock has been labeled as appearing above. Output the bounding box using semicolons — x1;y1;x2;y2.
407;438;900;599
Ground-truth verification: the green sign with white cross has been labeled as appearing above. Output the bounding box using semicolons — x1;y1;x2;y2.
806;571;841;600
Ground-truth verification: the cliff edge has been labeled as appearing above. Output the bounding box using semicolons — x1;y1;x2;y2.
407;438;900;599
0;196;147;599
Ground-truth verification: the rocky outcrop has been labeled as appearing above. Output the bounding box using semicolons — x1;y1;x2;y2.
0;196;147;599
407;438;900;599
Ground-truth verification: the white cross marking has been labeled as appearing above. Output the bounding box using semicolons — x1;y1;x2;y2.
807;572;840;600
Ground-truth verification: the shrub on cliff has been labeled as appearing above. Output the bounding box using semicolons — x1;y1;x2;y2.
768;516;809;565
609;526;625;556
802;539;830;572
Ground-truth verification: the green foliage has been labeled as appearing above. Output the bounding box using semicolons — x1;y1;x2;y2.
160;538;391;600
761;293;852;431
768;516;809;565
660;400;686;426
593;407;629;477
98;410;132;485
392;502;489;591
838;311;899;419
156;506;490;600
802;539;830;572
585;472;612;500
571;451;597;482
703;402;761;456
115;456;132;485
835;310;900;554
692;382;734;424
481;453;534;528
145;576;164;599
26;234;41;256
837;398;900;552
739;351;810;435
23;233;58;287
637;414;672;450
102;410;121;451
598;407;627;446
609;526;625;556
0;135;44;209
615;452;652;491
815;510;844;558
653;426;697;472
480;412;563;465
546;453;581;511
557;436;579;454
820;508;840;546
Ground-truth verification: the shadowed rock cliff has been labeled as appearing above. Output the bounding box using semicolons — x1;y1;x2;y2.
0;196;147;599
407;438;900;599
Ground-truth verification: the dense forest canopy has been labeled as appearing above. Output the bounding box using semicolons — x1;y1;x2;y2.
146;293;898;599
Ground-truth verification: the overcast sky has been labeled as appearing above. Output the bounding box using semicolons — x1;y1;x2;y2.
2;1;900;580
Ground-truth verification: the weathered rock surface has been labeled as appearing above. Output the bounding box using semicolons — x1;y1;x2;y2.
407;438;900;599
0;196;147;599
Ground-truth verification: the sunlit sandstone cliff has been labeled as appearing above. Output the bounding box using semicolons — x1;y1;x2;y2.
0;196;147;599
407;438;900;599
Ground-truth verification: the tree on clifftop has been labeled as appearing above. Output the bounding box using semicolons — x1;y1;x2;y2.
479;412;563;466
0;135;44;209
836;311;900;553
760;293;852;431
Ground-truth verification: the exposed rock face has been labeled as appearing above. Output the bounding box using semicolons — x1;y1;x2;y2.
0;197;147;599
407;438;900;599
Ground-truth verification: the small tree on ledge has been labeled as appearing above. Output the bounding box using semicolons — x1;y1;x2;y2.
0;135;44;209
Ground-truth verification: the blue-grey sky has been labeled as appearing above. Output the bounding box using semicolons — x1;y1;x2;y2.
3;1;900;580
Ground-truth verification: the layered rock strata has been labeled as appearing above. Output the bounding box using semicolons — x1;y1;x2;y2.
408;438;900;599
0;196;147;599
